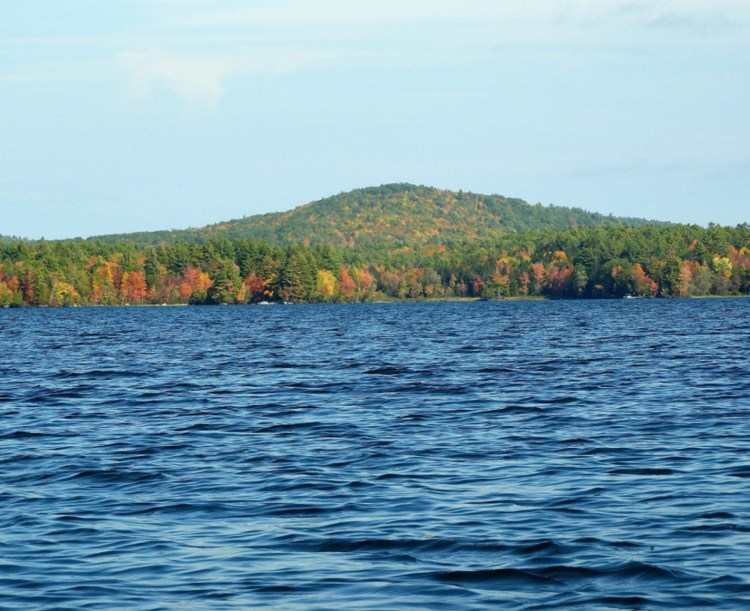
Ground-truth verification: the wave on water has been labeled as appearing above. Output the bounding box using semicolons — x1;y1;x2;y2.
1;300;750;608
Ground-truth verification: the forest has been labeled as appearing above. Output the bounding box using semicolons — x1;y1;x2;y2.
82;184;661;248
1;223;749;306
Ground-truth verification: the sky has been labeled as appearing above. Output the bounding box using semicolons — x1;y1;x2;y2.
1;0;749;240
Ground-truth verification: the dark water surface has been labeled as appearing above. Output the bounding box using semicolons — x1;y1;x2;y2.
2;300;750;609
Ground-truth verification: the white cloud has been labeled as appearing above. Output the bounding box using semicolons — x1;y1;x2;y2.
164;0;749;28
118;48;233;106
151;0;749;63
168;0;559;29
117;1;750;107
117;46;343;107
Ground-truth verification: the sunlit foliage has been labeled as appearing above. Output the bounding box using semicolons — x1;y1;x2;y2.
1;217;749;306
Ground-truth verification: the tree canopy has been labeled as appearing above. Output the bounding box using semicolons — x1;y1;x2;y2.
2;223;749;306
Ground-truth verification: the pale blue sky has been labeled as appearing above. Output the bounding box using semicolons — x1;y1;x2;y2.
1;0;748;239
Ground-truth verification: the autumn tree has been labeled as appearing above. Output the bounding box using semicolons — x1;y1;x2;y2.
338;267;356;301
629;263;658;296
119;270;148;303
354;267;374;301
179;267;213;303
316;269;337;301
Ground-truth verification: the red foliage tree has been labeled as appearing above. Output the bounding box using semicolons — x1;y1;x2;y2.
120;270;148;303
339;267;356;300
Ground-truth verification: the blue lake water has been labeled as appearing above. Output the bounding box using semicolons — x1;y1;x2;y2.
1;299;750;609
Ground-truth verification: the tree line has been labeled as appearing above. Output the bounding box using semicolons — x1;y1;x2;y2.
1;223;749;306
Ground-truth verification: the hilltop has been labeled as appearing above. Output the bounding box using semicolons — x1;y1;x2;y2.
2;185;747;306
87;183;661;249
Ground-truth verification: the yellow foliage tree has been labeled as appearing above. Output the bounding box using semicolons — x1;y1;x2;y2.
316;269;337;301
50;281;79;306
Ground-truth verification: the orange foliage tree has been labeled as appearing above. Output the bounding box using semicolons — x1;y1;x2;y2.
339;267;356;300
630;263;658;296
119;270;148;303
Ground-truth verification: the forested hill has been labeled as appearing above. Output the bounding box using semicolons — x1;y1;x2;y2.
87;184;661;249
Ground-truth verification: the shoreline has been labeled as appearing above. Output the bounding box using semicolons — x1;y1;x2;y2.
4;294;750;309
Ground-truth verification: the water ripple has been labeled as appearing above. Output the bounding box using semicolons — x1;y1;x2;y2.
1;300;750;609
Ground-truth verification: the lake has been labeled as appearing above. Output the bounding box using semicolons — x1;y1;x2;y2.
1;300;749;609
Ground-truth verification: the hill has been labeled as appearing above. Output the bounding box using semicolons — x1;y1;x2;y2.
88;183;662;249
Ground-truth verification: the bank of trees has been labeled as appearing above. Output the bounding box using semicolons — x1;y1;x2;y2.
0;224;749;306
